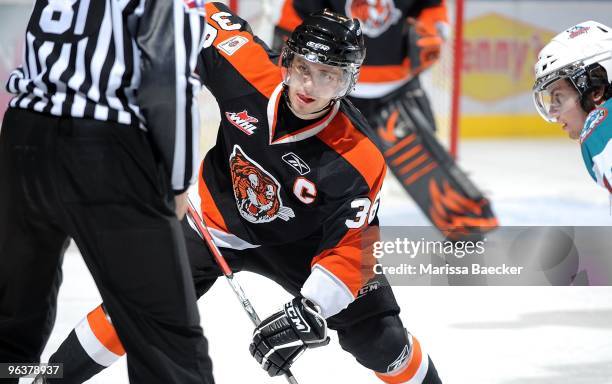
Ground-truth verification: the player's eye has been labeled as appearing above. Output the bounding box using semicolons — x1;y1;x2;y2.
323;73;336;82
296;63;309;75
551;92;564;106
318;71;338;84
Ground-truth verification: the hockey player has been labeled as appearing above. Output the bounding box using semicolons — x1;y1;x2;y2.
533;21;612;192
37;4;442;384
272;0;498;241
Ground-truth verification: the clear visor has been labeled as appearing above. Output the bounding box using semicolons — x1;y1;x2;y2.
533;77;581;123
282;53;355;99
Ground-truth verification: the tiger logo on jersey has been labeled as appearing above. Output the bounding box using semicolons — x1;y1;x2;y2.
229;145;295;223
346;0;402;38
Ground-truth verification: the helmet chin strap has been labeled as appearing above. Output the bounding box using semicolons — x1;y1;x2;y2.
282;85;336;120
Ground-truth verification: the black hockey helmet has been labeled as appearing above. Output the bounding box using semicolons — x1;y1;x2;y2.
281;9;366;98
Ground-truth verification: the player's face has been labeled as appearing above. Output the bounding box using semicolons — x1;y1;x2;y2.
546;79;587;140
286;56;346;118
549;82;588;140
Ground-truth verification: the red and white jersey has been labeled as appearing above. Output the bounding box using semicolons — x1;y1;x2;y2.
276;0;447;98
199;3;386;317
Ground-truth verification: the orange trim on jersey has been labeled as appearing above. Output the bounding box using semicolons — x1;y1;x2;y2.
198;162;230;233
317;113;386;192
277;0;302;31
358;59;411;84
313;113;384;296
271;104;337;144
403;162;438;185
206;3;281;99
87;305;125;356
384;134;417;157
312;225;379;296
376;337;424;384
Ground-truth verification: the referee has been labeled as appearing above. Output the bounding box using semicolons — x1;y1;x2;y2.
0;1;213;383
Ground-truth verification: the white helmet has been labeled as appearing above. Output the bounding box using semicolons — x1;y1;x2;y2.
533;21;612;122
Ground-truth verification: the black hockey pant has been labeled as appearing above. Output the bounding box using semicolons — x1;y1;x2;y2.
0;108;213;384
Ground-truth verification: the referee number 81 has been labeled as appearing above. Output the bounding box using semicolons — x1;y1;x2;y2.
38;0;91;36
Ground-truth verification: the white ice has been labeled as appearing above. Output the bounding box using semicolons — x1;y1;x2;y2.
28;139;612;384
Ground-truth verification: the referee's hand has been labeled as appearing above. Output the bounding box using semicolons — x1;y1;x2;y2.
175;191;189;220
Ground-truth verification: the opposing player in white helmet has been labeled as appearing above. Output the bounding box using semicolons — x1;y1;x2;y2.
533;20;612;192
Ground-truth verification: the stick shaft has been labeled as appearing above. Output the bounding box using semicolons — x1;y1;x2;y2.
185;198;298;384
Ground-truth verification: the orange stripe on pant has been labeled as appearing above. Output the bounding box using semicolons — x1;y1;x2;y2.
74;305;125;367
87;305;125;356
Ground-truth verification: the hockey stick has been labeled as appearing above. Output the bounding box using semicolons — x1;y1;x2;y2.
186;198;300;384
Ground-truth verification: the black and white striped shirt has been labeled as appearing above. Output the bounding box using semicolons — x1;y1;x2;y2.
5;0;206;193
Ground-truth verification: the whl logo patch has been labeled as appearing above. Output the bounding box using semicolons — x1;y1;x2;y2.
225;110;258;135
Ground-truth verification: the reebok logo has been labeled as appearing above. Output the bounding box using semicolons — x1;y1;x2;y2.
387;344;410;373
282;152;310;175
225;110;258;135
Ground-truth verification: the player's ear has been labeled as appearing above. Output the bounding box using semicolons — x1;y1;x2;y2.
592;86;606;105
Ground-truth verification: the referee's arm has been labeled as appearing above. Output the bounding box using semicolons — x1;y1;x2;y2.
136;0;206;194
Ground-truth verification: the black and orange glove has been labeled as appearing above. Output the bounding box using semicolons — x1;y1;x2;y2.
407;3;449;74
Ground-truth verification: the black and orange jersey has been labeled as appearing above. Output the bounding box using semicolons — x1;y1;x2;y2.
275;0;447;98
198;3;386;317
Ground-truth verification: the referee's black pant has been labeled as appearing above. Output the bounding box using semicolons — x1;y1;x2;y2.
0;108;214;384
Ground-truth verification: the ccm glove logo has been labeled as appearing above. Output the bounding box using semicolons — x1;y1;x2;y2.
284;302;311;333
250;297;330;377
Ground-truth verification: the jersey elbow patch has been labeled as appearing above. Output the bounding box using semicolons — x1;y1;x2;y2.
301;265;355;318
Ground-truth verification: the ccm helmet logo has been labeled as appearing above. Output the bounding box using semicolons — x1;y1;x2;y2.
306;41;330;51
285;304;311;333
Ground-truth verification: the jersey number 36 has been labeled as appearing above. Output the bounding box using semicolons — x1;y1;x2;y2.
345;192;381;229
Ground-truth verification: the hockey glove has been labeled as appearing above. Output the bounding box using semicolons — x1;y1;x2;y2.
249;297;330;376
407;17;446;74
